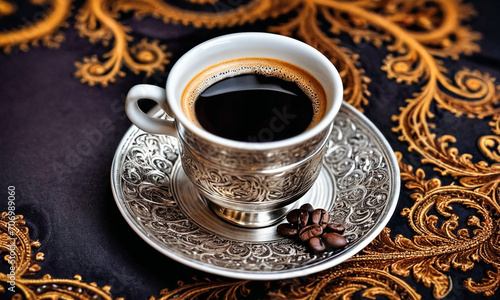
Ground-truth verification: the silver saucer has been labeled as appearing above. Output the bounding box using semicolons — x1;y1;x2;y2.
110;102;400;280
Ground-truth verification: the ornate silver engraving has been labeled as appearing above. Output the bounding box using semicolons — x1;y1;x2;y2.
180;143;324;202
111;103;400;280
175;111;332;227
178;122;330;169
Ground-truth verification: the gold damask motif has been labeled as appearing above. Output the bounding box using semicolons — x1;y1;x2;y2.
478;115;500;162
74;0;172;86
1;0;500;299
73;0;297;86
0;0;70;53
152;153;500;300
264;152;499;299
0;212;122;300
0;0;15;17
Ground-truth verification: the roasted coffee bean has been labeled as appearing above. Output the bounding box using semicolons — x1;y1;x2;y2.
326;222;345;234
322;232;348;248
298;210;309;227
300;203;314;214
286;209;303;225
279;203;348;253
298;224;323;242
308;236;326;252
311;209;329;228
277;223;298;237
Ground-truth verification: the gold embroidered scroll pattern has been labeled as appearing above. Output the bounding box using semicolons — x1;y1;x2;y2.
396;156;500;297
260;152;499;300
1;0;499;299
152;279;252;300
381;0;500;180
378;3;500;295
74;0;298;86
358;153;499;298
148;0;500;297
280;0;500;298
478;114;500;162
74;0;172;86
268;0;371;111
0;0;70;53
0;0;15;17
0;212;123;300
269;266;422;300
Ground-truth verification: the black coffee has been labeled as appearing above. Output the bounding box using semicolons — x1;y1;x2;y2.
182;58;326;142
195;74;313;142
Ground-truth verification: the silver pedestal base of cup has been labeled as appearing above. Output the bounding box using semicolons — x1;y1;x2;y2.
193;167;322;228
173;161;336;240
206;197;301;228
179;132;329;228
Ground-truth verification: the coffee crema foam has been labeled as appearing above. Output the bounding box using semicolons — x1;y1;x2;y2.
182;57;327;131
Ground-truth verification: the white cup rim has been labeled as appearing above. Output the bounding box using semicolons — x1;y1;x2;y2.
166;32;343;150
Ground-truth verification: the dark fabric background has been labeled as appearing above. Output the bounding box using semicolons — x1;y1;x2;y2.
1;0;500;299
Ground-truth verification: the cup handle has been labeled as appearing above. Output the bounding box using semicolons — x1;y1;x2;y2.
125;84;177;137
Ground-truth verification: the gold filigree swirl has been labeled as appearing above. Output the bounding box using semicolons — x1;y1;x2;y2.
1;0;500;299
0;0;69;53
0;212;122;299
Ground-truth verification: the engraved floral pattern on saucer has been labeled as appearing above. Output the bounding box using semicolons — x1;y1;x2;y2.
111;102;400;280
